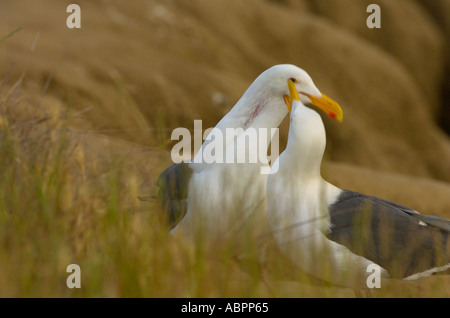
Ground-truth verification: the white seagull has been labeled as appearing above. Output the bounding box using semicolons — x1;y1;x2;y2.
266;79;450;288
156;64;340;248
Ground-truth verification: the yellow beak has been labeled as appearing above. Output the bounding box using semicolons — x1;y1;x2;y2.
283;79;300;112
283;79;343;122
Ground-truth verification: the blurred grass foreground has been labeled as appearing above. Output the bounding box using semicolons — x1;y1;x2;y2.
0;64;216;297
1;67;448;298
0;0;450;297
0;58;448;301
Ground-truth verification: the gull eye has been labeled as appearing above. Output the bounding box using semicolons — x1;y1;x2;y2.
289;77;298;83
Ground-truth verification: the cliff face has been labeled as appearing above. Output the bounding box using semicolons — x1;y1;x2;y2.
0;0;449;215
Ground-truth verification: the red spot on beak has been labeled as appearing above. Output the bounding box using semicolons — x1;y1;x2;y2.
329;113;337;119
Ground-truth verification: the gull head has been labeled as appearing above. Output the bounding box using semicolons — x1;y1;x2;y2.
270;66;343;122
233;64;342;129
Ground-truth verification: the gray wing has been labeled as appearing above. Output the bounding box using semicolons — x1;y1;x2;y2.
326;190;450;278
156;162;193;229
371;195;450;232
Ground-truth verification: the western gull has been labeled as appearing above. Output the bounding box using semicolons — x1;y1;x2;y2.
156;64;339;247
266;78;450;288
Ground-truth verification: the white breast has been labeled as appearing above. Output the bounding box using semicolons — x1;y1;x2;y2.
267;177;384;287
173;161;268;243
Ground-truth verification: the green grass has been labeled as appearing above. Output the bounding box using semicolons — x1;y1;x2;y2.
0;27;22;45
0;74;264;297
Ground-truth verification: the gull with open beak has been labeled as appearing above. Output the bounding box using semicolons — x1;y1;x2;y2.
267;79;450;288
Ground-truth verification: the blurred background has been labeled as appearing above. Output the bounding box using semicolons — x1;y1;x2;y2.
0;0;449;297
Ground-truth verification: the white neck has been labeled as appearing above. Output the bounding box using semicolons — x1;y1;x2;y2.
196;85;288;164
215;86;287;132
280;103;326;180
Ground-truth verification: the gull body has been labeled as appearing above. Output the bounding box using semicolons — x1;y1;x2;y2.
157;65;330;248
266;80;450;288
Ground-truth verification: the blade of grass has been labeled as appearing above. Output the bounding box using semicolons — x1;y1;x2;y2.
0;27;23;45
